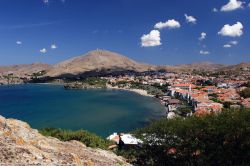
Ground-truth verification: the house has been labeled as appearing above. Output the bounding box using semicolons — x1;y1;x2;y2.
194;102;223;115
107;133;143;145
171;83;196;91
201;86;217;94
166;99;180;112
217;83;229;88
217;88;240;102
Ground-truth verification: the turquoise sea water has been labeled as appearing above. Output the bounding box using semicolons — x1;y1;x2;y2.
0;84;165;137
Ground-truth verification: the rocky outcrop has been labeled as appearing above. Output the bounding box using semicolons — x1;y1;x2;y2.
0;115;130;166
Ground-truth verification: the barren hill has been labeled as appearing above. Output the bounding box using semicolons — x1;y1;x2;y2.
157;62;227;73
220;62;250;72
0;63;52;77
47;49;155;77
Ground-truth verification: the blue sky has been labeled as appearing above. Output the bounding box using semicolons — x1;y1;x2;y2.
0;0;249;65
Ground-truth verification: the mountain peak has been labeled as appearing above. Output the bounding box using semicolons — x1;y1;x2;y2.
47;50;154;77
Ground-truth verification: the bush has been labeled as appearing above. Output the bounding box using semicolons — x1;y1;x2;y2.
208;93;218;98
151;83;170;92
124;109;250;165
241;82;250;88
240;88;250;98
223;101;233;108
83;77;107;88
39;128;111;149
130;82;163;95
210;98;222;103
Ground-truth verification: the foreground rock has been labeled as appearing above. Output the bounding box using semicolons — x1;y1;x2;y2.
0;115;130;166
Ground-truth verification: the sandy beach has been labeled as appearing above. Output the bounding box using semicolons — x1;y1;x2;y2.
106;85;154;97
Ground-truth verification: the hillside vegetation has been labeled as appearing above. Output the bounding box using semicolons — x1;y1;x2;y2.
121;108;250;165
39;109;250;165
39;128;111;149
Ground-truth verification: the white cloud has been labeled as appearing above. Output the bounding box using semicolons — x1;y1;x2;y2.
43;0;49;4
223;40;239;48
141;30;161;47
154;19;181;29
230;40;238;45
248;3;250;7
223;40;238;48
199;32;207;41
213;8;218;12
16;41;22;45
40;48;47;54
184;14;197;24
221;0;243;12
223;44;232;48
200;50;210;55
218;22;243;37
51;44;57;49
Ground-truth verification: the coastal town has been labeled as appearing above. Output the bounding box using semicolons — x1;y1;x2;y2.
102;70;250;118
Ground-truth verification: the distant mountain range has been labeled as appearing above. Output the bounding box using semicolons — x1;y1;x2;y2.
0;49;249;77
0;63;51;77
157;62;227;73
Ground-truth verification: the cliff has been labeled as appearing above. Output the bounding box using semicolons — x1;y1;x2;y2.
0;115;130;166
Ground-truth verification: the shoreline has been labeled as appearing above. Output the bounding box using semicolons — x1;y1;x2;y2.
106;85;168;115
0;82;154;98
106;85;154;98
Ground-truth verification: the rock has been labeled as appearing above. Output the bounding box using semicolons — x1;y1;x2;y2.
0;115;130;166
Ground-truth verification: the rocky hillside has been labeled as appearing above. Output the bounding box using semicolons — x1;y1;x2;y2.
0;115;130;166
220;62;250;72
47;49;155;77
0;63;52;77
157;62;227;73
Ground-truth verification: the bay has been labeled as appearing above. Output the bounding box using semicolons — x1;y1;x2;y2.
0;84;165;137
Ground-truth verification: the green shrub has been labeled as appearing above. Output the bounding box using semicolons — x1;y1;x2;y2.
130;82;163;95
241;82;250;88
82;77;107;88
39;128;111;149
208;93;218;98
240;88;250;98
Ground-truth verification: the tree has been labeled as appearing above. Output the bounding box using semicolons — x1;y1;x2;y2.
223;101;233;109
241;82;250;88
240;88;250;98
125;109;250;165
